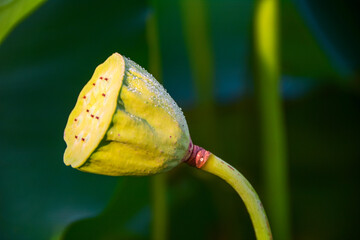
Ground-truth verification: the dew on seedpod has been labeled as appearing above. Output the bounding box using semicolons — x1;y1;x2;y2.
124;57;188;128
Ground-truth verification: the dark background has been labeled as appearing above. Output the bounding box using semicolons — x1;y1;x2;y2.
0;0;359;239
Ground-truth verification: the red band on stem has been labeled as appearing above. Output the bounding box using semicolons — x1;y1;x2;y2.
182;140;211;168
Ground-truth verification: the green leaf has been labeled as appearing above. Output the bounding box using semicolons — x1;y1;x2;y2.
0;0;45;44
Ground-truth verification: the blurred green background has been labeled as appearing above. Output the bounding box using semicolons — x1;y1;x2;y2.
0;0;359;239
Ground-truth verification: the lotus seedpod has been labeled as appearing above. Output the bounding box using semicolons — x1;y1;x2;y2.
64;53;193;176
63;53;272;239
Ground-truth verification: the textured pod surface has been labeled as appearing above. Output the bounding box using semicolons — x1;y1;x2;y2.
64;53;190;176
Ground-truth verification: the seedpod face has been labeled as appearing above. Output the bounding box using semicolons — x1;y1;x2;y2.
64;53;191;176
64;53;125;168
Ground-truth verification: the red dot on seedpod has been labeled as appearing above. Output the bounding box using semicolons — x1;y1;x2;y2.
83;96;86;99
81;138;85;141
100;77;103;79
96;116;99;120
75;135;78;139
91;114;94;118
105;78;108;81
102;93;106;97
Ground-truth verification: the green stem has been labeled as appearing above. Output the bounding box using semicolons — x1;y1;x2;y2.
179;0;219;152
254;0;290;239
151;174;167;240
147;1;167;240
179;0;215;105
202;154;272;240
147;1;162;82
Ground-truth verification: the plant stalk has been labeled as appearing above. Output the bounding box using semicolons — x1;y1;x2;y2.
179;0;215;105
151;174;167;240
179;0;220;157
201;154;272;240
147;2;167;240
254;0;290;239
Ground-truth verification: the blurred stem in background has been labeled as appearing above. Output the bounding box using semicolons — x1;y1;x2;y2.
147;0;162;82
179;0;215;106
254;0;291;240
180;0;245;238
147;1;167;240
180;0;218;148
150;173;167;240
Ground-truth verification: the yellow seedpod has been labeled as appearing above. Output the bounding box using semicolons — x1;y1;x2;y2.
64;53;190;176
